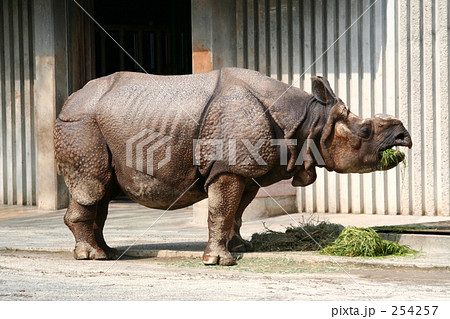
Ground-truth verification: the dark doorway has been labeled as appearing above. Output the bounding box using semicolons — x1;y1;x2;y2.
92;0;192;201
93;0;192;77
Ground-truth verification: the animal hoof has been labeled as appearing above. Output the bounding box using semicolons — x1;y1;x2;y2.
202;254;236;266
73;244;108;260
73;249;89;260
202;255;219;265
90;249;108;260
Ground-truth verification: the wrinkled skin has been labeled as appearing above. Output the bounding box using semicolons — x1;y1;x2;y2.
54;68;412;265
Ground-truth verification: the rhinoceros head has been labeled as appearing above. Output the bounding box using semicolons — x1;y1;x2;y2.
312;76;412;175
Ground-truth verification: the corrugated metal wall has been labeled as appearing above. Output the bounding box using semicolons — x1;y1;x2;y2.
0;0;37;205
0;0;94;208
236;0;450;216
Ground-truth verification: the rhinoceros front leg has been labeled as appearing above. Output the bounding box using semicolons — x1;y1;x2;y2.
202;173;245;266
227;187;259;252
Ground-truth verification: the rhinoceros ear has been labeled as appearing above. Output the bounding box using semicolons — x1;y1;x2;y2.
311;76;336;105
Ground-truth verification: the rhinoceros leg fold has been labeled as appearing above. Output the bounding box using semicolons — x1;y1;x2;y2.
64;199;108;260
93;183;121;259
227;188;259;252
202;173;245;266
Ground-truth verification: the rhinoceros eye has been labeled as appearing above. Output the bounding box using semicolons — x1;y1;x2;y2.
359;127;371;138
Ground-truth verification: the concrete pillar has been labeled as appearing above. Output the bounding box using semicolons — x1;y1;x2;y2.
435;0;450;216
34;0;69;209
191;0;237;73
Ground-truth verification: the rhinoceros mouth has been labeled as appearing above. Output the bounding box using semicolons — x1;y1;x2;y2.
377;131;412;170
377;147;406;170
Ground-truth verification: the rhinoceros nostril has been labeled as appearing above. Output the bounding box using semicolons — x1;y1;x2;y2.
395;133;405;142
394;133;413;148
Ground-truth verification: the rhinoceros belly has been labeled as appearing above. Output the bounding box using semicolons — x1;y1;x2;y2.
115;166;207;210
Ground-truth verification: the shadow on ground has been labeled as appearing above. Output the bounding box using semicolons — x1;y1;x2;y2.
116;241;207;252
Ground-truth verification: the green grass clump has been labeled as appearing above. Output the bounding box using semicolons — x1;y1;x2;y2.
321;226;416;257
380;148;406;170
250;219;344;252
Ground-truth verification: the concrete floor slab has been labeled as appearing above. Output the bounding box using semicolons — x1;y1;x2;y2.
1;203;449;265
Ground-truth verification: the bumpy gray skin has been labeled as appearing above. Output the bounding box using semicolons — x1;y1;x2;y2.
55;67;412;265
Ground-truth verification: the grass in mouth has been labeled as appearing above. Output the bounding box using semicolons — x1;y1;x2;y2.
320;226;416;257
380;148;406;170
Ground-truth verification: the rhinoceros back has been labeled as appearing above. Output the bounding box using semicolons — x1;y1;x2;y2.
93;72;220;190
60;71;220;127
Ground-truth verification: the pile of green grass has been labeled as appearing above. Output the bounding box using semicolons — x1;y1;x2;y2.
250;219;344;252
321;226;416;257
380;148;406;170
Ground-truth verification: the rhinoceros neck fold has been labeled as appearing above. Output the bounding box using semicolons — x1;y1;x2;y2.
222;68;315;139
292;99;331;167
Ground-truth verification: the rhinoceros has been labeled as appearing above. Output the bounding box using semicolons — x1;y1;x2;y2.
54;67;412;265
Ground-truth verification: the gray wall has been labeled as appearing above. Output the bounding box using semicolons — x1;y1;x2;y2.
191;0;237;72
0;0;94;209
0;0;37;205
236;0;450;216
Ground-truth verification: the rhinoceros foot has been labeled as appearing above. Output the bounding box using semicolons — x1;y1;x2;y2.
228;236;254;252
99;247;119;260
73;242;109;260
106;248;120;259
202;254;236;266
202;241;236;266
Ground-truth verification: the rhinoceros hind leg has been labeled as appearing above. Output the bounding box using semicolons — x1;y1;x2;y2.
227;236;253;253
202;173;246;266
93;181;121;259
227;188;259;252
56;118;116;259
64;199;109;260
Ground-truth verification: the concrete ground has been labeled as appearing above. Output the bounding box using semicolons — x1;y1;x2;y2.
1;203;450;300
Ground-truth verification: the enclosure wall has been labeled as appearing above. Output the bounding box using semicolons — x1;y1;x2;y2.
0;0;94;208
0;0;37;205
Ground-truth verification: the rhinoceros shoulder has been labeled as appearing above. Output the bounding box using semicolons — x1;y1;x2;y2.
220;67;313;139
